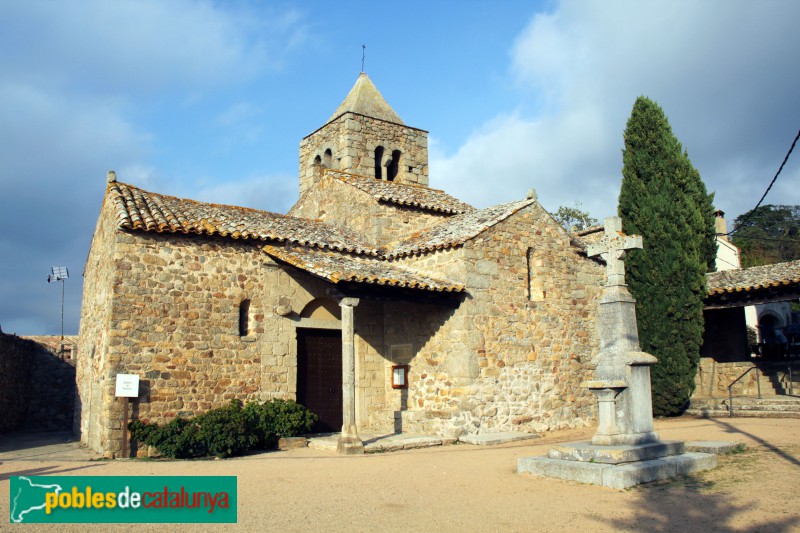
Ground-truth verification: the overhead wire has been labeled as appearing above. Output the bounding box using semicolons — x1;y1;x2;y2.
724;128;800;236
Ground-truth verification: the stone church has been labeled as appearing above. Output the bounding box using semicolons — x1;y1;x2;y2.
77;73;606;456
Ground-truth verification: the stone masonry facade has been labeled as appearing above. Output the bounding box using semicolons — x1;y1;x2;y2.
77;73;606;456
0;331;76;433
290;171;451;248
299;113;429;197
379;204;604;436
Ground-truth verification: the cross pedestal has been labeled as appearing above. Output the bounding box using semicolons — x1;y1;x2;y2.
518;216;716;487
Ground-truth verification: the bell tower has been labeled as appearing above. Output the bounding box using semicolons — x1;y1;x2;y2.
299;73;429;197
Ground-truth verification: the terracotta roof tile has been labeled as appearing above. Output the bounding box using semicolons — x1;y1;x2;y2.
327;170;475;215
706;259;800;295
109;182;378;255
263;244;465;293
386;198;537;257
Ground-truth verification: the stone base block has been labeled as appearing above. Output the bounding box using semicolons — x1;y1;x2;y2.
518;452;716;489
547;440;685;464
336;436;364;455
592;431;661;446
278;437;308;450
685;440;744;454
459;432;540;446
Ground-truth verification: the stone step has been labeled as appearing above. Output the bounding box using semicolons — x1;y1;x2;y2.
686;408;800;419
691;396;800;407
688;405;800;415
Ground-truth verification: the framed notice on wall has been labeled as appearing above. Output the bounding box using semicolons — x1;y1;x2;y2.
115;374;140;398
392;365;409;389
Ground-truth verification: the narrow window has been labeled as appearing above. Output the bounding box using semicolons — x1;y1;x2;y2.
374;146;385;179
527;248;546;301
313;155;322;166
239;299;251;336
387;150;401;181
323;149;333;168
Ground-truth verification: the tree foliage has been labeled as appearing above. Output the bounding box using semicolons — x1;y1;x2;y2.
552;203;598;232
618;96;717;416
731;205;800;267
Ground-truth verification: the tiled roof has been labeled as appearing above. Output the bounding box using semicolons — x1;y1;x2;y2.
108;182;378;255
263;245;465;293
386;198;537;258
328;73;404;125
327;170;475;215
706;259;800;295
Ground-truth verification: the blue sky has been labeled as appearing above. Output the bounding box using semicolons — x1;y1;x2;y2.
1;0;799;336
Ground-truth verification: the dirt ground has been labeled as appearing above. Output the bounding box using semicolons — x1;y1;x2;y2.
2;416;799;532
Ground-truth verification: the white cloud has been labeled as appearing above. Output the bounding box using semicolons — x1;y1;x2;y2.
433;0;800;221
0;1;309;334
1;0;288;95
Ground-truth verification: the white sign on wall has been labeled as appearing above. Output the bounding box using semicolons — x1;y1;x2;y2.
115;374;140;398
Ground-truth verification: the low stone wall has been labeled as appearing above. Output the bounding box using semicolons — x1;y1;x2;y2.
693;358;760;398
0;330;77;433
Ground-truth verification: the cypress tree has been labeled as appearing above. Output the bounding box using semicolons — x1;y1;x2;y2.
618;96;716;416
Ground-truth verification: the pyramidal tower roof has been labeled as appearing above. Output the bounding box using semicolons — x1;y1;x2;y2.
327;72;404;125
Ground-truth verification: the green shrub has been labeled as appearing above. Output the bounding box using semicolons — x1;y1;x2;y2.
129;415;203;459
245;399;317;449
129;398;317;459
194;400;255;458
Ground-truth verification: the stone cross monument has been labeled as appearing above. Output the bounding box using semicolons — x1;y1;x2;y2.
518;216;718;488
585;216;658;445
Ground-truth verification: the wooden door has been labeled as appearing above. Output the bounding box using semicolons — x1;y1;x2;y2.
296;329;343;433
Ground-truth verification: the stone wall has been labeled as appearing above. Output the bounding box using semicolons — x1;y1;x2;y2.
694;359;761;398
0;331;76;434
299;113;429;196
289;172;451;247
78;198;353;456
77;195;123;449
23;335;77;361
79;192;605;453
373;201;604;436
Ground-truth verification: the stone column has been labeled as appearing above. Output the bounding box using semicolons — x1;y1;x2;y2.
337;297;364;454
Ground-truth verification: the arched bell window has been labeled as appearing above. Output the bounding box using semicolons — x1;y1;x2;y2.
374;146;385;179
387;149;401;181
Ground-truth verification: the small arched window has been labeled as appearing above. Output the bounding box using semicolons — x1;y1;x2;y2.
374;146;385;179
239;299;251;337
323;149;333;168
313;155;322;166
387;150;401;181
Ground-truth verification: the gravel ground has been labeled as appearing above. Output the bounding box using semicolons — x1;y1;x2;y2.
2;416;799;532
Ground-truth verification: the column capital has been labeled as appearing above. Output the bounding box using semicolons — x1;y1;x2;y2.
340;297;360;308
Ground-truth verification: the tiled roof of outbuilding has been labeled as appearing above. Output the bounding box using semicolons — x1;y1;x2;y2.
327;170;475;215
386;198;537;257
108;182;378;256
263;245;465;293
706;259;800;295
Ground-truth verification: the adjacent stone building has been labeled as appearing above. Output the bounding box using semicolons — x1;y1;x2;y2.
77;73;606;457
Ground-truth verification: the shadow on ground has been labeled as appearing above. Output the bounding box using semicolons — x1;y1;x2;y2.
595;439;798;532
